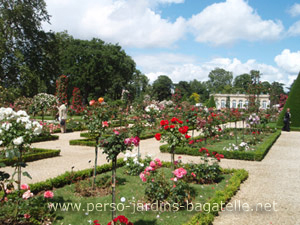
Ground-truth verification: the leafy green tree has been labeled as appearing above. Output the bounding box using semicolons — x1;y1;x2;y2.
127;70;150;102
175;81;191;100
189;79;209;102
233;73;252;93
57;33;136;102
207;68;233;93
152;75;173;101
0;0;59;98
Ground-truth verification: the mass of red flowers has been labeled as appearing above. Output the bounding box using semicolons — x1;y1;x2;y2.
107;215;133;225
70;87;84;114
93;215;133;225
155;118;190;141
56;75;68;105
199;147;224;161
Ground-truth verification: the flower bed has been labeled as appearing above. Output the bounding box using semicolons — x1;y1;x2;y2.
22;159;247;225
160;130;281;161
0;148;61;166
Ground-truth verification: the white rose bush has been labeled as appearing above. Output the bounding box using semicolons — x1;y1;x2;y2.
0;107;43;189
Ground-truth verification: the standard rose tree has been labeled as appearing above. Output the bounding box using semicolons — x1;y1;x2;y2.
155;117;190;169
101;129;139;221
0;108;43;189
83;97;110;189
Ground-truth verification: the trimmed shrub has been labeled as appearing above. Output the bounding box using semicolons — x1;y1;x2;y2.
0;148;61;166
277;72;300;127
31;134;59;143
207;95;216;108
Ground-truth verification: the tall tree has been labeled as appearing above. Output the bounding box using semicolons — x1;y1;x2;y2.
207;68;233;93
0;0;59;98
57;33;136;102
233;73;252;93
152;75;173;101
189;79;209;102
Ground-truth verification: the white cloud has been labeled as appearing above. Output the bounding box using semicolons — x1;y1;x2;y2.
134;53;286;85
288;3;300;17
187;0;284;46
288;20;300;36
275;49;300;74
44;0;186;48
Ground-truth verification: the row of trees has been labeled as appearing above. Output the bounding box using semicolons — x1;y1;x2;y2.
0;0;288;107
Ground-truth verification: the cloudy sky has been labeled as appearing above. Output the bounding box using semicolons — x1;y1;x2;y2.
43;0;300;87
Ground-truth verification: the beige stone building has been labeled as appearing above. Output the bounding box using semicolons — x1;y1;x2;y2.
212;93;270;110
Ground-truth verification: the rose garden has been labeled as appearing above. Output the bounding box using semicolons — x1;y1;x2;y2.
2;1;300;224
1;71;300;224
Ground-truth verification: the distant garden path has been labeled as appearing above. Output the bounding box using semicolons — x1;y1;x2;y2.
3;123;300;225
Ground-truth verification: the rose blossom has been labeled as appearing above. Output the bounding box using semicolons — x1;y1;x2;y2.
21;184;30;190
173;168;187;179
149;161;156;168
24;214;31;219
44;190;54;199
22;190;33;199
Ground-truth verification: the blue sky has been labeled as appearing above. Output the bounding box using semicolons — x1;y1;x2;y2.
43;0;300;87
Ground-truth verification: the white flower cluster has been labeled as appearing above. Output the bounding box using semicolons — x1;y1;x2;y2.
124;152;144;167
145;104;159;112
247;113;260;126
33;93;57;110
0;107;43;147
223;142;254;151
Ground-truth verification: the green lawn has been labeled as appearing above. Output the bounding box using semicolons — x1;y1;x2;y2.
52;167;231;225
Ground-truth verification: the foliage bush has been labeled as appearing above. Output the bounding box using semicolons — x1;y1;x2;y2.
277;72;300;127
206;95;216;108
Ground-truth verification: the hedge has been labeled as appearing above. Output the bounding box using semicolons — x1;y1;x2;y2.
160;130;281;161
185;168;248;225
277;72;300;127
31;134;59;143
0;148;61;166
29;158;125;194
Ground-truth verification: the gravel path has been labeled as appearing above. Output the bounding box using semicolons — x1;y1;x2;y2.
3;124;299;225
214;131;300;225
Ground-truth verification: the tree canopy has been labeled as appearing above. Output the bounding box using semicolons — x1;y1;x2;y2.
0;0;59;97
152;75;173;101
207;68;233;93
57;33;137;102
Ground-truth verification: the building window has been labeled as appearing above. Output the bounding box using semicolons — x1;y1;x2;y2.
245;100;249;108
232;100;236;108
221;100;225;108
239;100;243;108
262;100;267;109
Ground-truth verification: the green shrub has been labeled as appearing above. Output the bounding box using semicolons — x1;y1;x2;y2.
277;72;300;127
0;148;61;166
31;134;59;143
206;95;216;108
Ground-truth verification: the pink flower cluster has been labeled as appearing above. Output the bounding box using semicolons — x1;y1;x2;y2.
172;168;187;179
124;136;140;147
139;158;162;182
